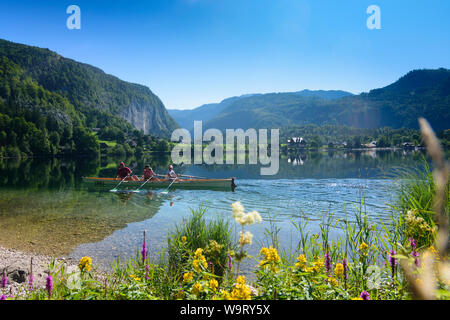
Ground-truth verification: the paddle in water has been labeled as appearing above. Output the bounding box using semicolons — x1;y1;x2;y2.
133;177;152;193
160;177;177;195
110;171;132;192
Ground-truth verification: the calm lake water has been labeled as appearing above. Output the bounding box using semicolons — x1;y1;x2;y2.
0;149;432;273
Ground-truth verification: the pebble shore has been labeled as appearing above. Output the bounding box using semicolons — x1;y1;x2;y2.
0;246;77;298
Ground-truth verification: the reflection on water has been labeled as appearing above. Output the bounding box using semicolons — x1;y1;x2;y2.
0;149;433;270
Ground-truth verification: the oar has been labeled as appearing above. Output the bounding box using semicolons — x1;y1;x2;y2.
110;171;132;192
133;177;152;193
178;174;207;179
160;177;177;195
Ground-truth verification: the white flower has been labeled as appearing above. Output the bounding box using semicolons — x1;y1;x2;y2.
231;202;262;226
232;202;245;215
239;231;253;246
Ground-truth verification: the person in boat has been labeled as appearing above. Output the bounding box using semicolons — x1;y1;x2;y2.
166;164;177;180
115;162;138;181
143;165;159;181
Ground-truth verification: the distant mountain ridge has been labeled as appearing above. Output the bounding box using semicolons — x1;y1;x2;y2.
171;69;450;132
0;39;178;136
169;90;354;131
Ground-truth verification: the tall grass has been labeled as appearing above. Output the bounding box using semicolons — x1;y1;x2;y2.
390;159;449;247
167;205;235;277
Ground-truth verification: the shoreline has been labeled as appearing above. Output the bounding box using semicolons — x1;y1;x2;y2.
0;245;77;297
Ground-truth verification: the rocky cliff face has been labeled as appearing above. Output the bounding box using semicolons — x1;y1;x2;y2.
0;38;179;137
121;96;178;136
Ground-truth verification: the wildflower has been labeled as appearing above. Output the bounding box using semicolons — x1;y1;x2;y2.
194;248;206;258
129;274;141;281
46;276;53;298
141;240;148;263
328;277;338;286
312;257;324;273
227;254;233;269
231;202;262;226
220;289;231;300
0;295;6;300
231;276;252;300
409;237;416;250
1;271;6;288
388;249;397;277
183;272;194;283
360;290;370;300
411;251;420;268
334;263;344;278
209;279;219;292
259;246;281;270
295;254;307;270
181;236;187;243
193;282;203;296
145;264;150;280
239;231;253;246
79;256;92;272
342;258;348;281
324;251;332;274
193;248;208;272
359;242;369;255
28;273;34;291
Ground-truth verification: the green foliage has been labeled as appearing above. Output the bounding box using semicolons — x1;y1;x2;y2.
167;206;234;278
390;160;449;247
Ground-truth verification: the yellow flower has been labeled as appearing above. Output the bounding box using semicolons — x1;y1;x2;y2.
259;246;281;268
181;236;187;243
183;272;194;283
312;257;324;272
79;256;92;272
129;274;141;281
295;254;307;270
231;276;252;300
193;282;203;295
328;277;338;286
359;242;369;251
359;242;369;256
220;289;231;300
334;263;344;278
209;279;219;291
194;248;204;257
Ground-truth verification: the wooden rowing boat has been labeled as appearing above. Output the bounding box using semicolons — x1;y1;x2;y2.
82;176;236;191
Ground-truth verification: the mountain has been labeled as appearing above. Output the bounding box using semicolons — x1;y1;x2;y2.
168;94;255;131
169;90;353;131
0;39;178;136
293;89;354;100
200;69;450;131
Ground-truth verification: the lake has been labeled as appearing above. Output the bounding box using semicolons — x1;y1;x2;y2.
0;149;431;273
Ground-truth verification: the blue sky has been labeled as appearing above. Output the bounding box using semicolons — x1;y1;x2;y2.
0;0;449;110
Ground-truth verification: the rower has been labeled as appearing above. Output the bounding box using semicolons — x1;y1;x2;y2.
144;165;159;181
166;164;177;180
115;162;138;181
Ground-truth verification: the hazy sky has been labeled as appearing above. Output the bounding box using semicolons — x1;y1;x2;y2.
1;0;449;110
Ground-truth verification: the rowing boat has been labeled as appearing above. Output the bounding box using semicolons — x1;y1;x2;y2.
82;176;236;191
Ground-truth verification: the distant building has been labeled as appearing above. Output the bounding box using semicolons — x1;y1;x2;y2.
288;137;307;148
365;141;377;148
